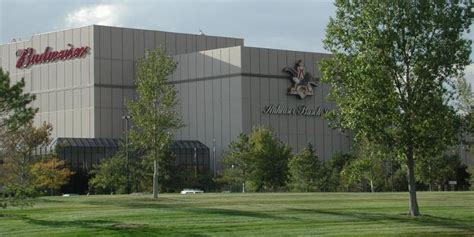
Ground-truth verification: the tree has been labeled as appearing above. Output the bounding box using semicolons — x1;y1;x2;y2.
0;68;37;131
342;139;386;193
89;145;179;194
31;158;73;196
319;152;355;192
416;154;471;191
89;152;128;194
0;68;52;208
249;127;292;192
221;127;292;192
221;133;252;192
127;48;183;199
455;76;474;166
0;185;36;209
455;77;473;115
288;144;322;192
321;1;472;216
0;122;52;187
0;122;52;208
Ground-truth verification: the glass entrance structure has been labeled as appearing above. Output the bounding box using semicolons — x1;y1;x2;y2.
170;140;210;176
34;138;210;174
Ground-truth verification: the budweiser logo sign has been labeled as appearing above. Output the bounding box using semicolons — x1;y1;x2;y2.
16;44;90;69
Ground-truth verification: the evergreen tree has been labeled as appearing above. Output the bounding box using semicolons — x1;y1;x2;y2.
0;68;37;131
288;144;322;192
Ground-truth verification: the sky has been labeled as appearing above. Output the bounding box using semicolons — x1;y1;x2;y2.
1;0;473;83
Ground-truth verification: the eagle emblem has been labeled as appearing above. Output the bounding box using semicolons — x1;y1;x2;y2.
283;59;319;99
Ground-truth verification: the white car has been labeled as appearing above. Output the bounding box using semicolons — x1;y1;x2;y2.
180;189;204;194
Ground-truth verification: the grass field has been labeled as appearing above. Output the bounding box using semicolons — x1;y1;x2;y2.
0;192;473;236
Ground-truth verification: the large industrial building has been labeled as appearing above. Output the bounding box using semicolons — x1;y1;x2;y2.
0;25;352;174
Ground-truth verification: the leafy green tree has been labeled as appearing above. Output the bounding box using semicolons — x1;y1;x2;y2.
321;1;471;216
341;138;400;192
0;68;37;131
319;152;355;192
89;143;180;194
0;185;36;209
249;127;292;192
342;146;383;193
127;48;183;198
221;133;252;192
416;154;471;191
455;76;474;167
221;127;292;192
89;152;128;194
288;144;322;192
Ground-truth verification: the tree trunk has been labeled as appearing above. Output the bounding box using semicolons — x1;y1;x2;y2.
370;180;374;193
153;159;159;199
242;182;245;193
406;149;420;216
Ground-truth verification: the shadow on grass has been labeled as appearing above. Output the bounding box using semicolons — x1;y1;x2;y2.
288;208;474;233
36;198;67;203
8;215;207;236
83;198;285;220
118;199;295;221
184;207;293;220
127;203;288;221
81;197;189;208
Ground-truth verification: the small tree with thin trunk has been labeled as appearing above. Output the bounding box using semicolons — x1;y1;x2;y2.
221;133;252;193
127;48;182;199
342;138;387;193
321;1;471;216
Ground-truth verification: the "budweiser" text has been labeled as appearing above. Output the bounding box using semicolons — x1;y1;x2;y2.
16;44;90;69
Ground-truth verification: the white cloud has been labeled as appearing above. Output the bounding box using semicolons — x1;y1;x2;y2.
464;64;474;89
64;4;123;28
465;64;474;75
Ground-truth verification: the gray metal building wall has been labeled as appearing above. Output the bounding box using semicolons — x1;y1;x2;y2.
0;25;351;173
0;25;244;140
173;46;352;173
240;47;352;161
92;25;244;139
0;26;95;138
172;46;243;172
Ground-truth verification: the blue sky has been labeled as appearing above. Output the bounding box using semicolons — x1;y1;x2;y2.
1;0;473;82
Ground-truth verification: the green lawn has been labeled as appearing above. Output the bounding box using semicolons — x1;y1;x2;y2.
0;192;473;236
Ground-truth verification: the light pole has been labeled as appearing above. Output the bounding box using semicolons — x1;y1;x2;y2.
212;138;216;177
194;147;198;178
122;115;132;194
